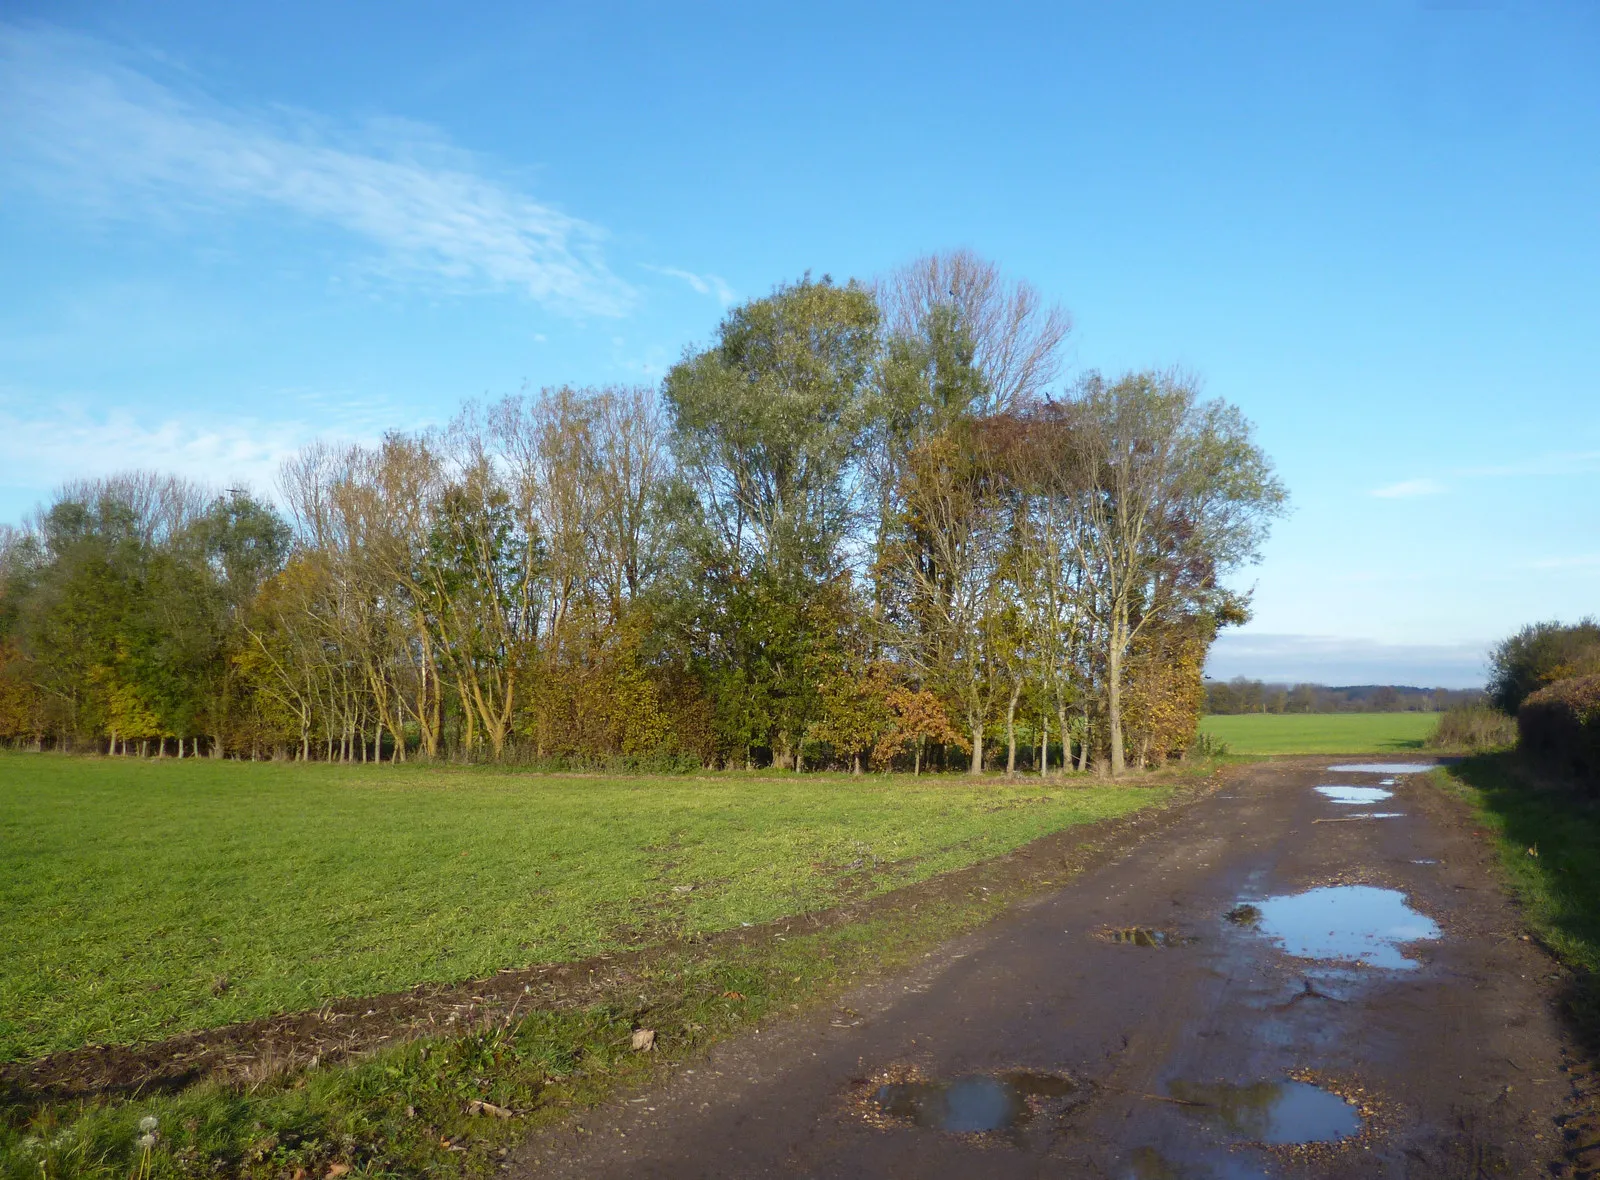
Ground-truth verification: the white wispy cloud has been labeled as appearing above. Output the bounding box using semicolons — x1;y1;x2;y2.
644;265;737;307
0;22;631;315
1371;477;1447;499
1528;553;1600;571
1455;450;1600;479
0;392;420;519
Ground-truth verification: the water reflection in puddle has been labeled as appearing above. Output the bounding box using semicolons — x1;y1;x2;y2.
1244;885;1440;969
873;1071;1076;1132
1101;926;1183;948
1327;762;1434;774
1169;1079;1361;1145
1315;785;1393;804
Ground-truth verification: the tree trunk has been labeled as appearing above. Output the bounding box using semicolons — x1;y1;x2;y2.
1057;697;1070;777
968;711;984;775
852;752;862;776
1078;703;1090;771
914;739;922;777
1040;712;1048;778
1005;680;1022;775
1107;609;1126;777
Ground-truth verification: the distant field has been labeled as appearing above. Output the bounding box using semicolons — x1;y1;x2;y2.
1198;711;1438;755
0;755;1163;1063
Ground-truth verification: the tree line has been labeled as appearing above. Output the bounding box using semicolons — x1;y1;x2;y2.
1203;679;1482;715
0;252;1286;776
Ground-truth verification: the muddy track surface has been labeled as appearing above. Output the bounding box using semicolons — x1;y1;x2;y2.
512;759;1578;1179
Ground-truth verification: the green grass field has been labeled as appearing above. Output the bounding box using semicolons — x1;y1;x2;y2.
1198;711;1439;754
0;754;1160;1063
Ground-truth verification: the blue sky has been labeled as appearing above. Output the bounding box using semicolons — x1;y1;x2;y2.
1;2;1596;687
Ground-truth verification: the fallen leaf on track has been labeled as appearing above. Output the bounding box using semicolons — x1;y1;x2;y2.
721;990;745;1000
325;1165;350;1178
467;1099;514;1119
631;1028;656;1051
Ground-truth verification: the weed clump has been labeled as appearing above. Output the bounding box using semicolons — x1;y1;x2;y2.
1427;704;1517;753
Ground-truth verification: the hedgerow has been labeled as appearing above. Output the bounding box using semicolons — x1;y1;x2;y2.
1518;675;1600;789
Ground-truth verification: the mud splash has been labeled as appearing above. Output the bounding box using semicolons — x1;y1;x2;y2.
1243;885;1440;969
872;1071;1076;1132
1169;1078;1361;1145
1315;785;1393;804
1125;1145;1270;1179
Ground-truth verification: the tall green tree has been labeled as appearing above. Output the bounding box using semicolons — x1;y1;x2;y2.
664;276;880;765
1058;372;1286;774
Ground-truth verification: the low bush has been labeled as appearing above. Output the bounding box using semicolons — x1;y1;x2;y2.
1426;703;1517;752
1518;675;1600;789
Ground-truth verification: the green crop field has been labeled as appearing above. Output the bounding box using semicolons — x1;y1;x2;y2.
0;754;1162;1064
1198;711;1439;755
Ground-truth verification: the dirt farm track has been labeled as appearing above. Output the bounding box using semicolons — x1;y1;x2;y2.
513;759;1585;1179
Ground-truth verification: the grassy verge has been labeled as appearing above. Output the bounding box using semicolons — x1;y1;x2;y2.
2;899;990;1179
1198;712;1437;755
1433;754;1600;1040
0;755;1152;1062
0;762;1203;1179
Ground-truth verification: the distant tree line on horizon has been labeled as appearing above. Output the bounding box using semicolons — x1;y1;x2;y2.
0;252;1287;776
1203;678;1482;716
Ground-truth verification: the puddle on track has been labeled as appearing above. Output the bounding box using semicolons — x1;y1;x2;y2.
872;1071;1077;1133
1243;885;1440;969
1168;1078;1361;1145
1315;785;1394;804
1327;762;1435;775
